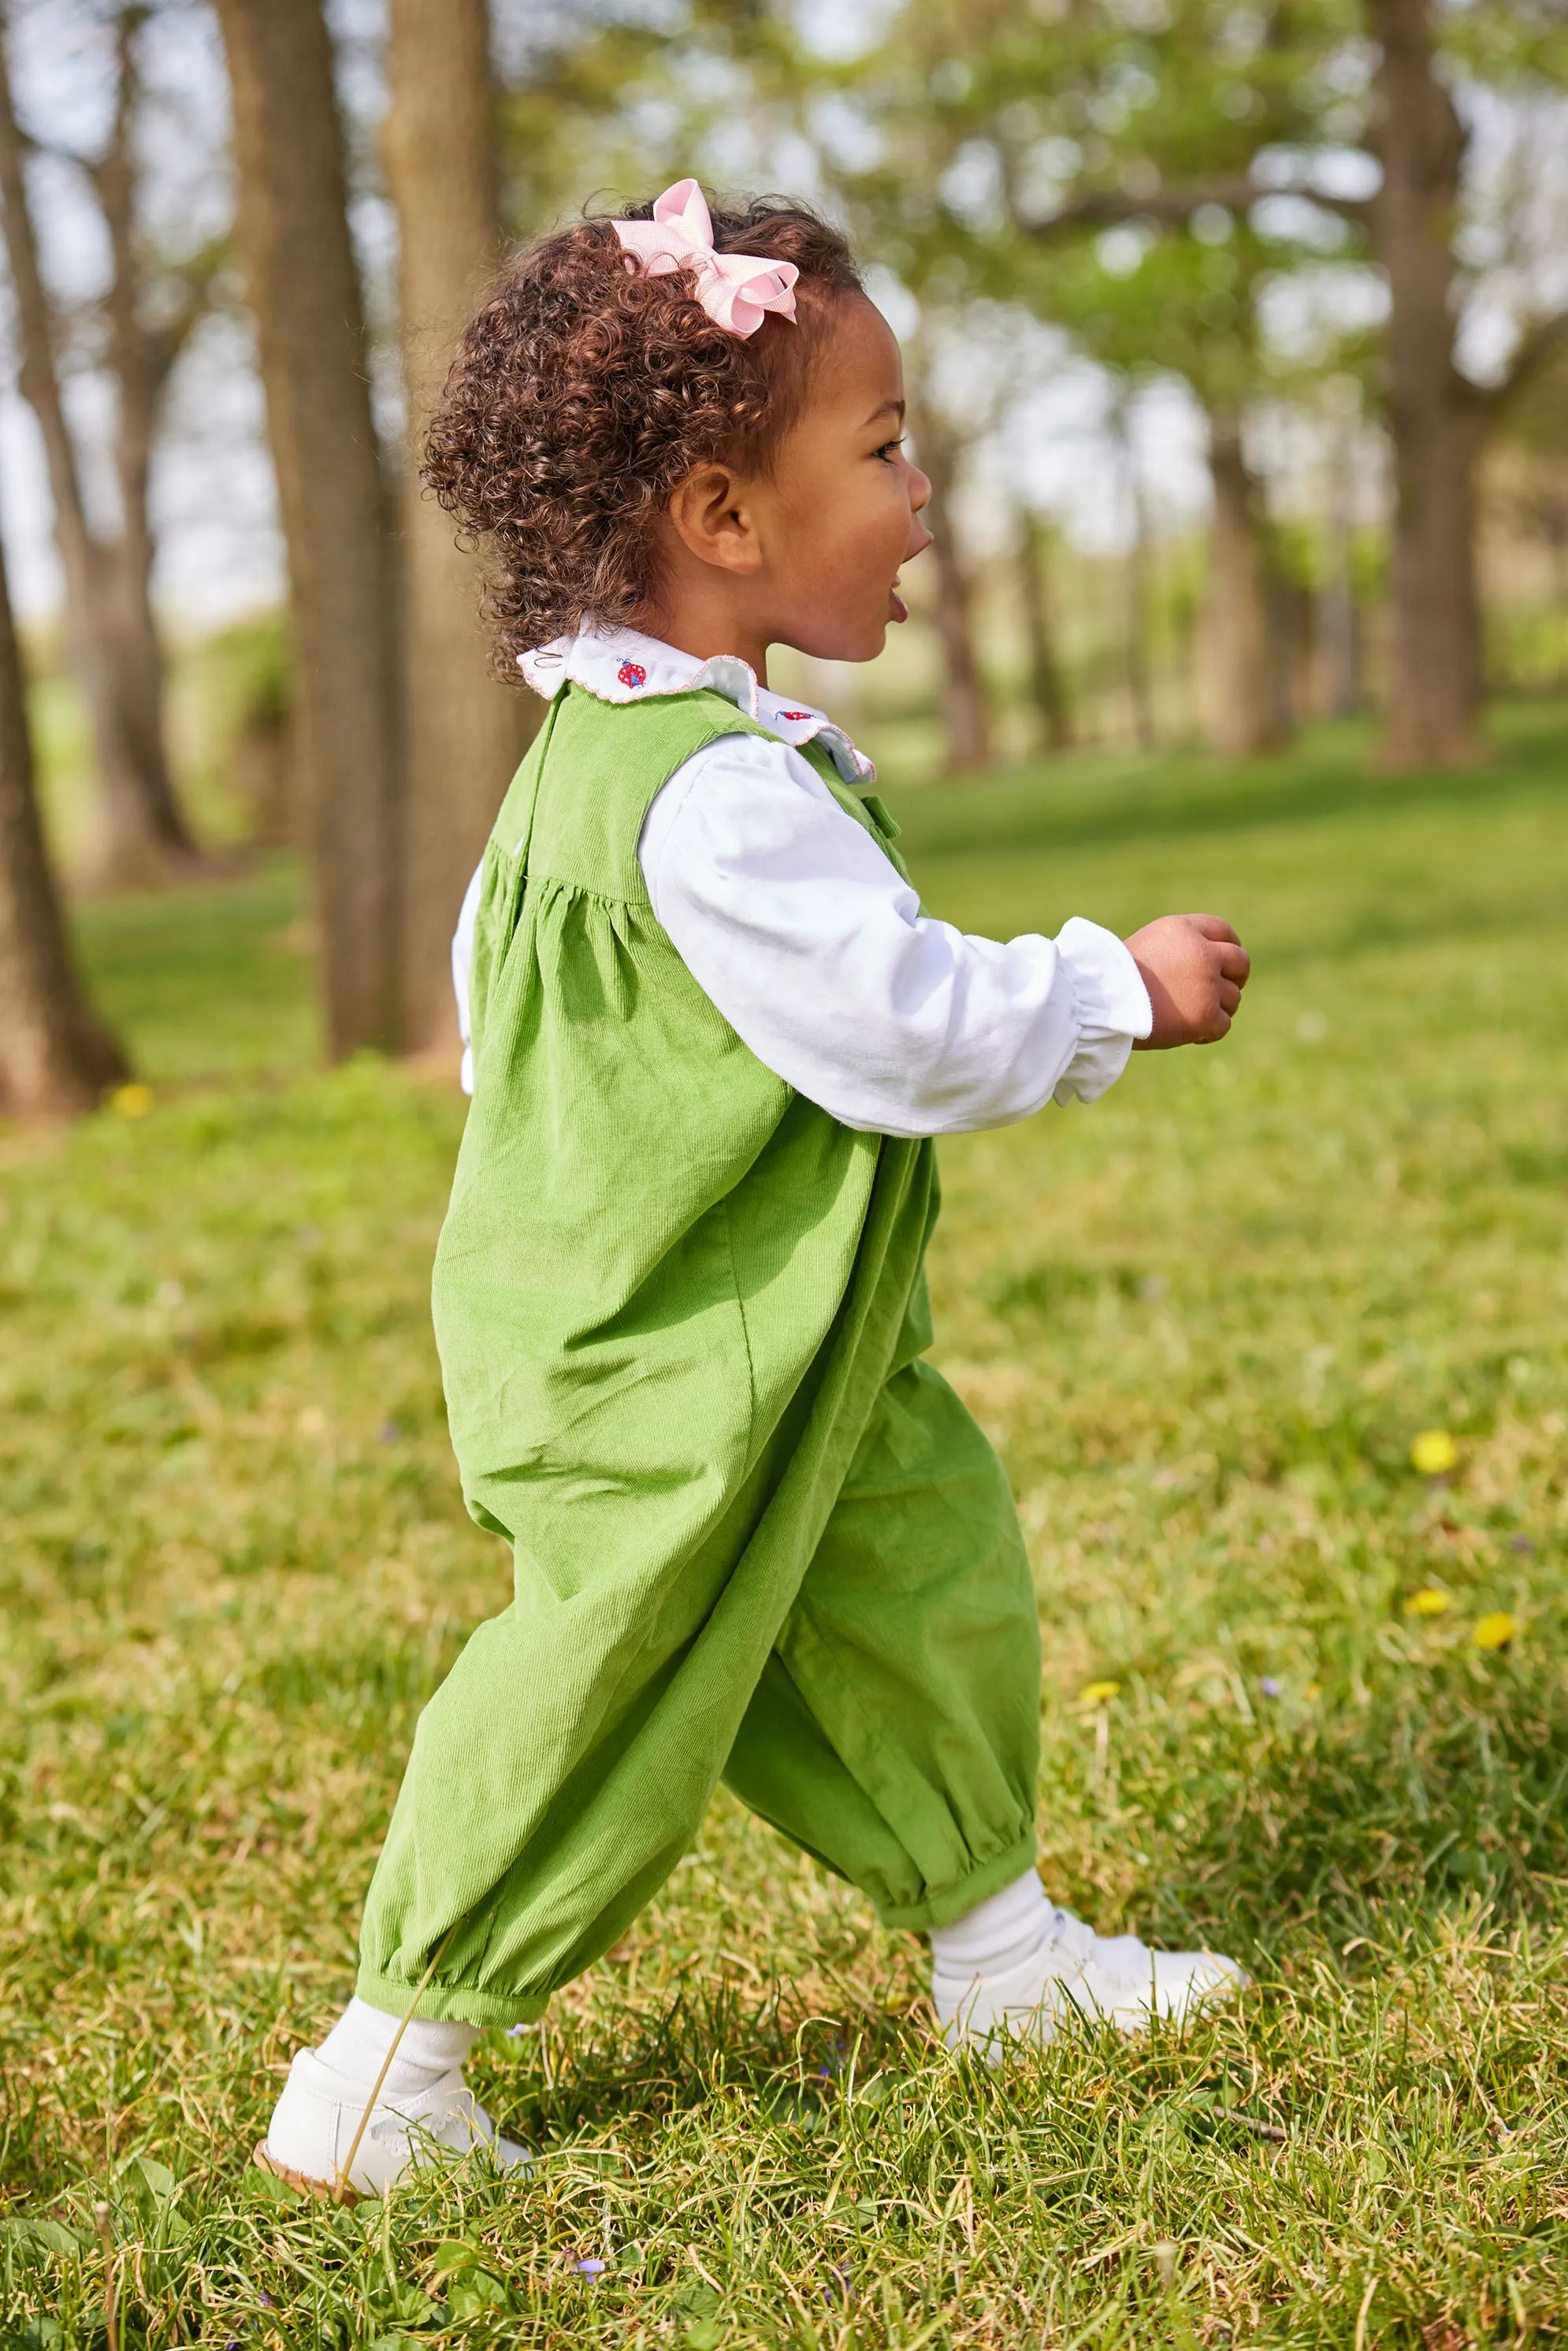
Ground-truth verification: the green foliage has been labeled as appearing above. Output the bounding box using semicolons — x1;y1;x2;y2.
498;1;793;235
823;0;1371;387
2;707;1567;2342
823;0;1568;433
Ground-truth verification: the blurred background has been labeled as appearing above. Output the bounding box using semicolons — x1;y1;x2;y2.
0;0;1565;1108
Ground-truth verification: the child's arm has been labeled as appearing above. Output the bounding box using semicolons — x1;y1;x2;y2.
1124;913;1250;1049
637;734;1162;1138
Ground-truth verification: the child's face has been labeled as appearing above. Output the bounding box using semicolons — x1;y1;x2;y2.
756;293;933;663
656;293;932;671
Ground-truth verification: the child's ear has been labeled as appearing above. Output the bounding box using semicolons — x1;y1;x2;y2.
666;463;763;576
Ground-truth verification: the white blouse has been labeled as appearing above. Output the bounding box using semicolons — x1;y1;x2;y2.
453;623;1151;1134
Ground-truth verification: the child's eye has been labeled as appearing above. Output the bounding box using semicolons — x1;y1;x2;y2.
873;437;905;463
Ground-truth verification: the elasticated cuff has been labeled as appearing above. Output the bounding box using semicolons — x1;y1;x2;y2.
1051;916;1154;1107
869;1832;1039;1936
354;1963;551;2033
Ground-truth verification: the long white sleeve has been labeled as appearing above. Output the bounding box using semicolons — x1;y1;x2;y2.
453;858;484;1098
634;732;1150;1137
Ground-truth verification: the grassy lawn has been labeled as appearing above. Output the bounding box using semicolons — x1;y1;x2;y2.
2;705;1566;2346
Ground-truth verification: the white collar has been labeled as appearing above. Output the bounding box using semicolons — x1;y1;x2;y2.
519;622;875;785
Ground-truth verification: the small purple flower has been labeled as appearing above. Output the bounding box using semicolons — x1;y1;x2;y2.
504;2022;530;2037
1511;1535;1533;1554
576;2257;608;2278
1260;1677;1283;1698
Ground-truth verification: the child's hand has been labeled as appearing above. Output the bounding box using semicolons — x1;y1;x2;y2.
1124;913;1250;1048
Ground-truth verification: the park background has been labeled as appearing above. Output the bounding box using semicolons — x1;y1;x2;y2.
2;1;1566;2345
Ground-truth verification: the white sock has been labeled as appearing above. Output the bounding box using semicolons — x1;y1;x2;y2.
929;1870;1056;1981
315;1995;476;2096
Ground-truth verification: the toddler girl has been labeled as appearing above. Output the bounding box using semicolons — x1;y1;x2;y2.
259;180;1250;2200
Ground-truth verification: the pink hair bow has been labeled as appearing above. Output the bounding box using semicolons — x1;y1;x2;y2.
613;178;799;338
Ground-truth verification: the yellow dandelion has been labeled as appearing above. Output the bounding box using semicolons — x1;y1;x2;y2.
1403;1588;1451;1616
1410;1429;1458;1476
110;1082;153;1120
1472;1612;1515;1651
1078;1679;1121;1706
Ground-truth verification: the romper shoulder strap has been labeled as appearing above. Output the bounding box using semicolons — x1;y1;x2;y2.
488;678;908;897
518;684;778;902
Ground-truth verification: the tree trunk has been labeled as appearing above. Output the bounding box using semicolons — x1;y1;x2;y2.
1109;403;1157;750
0;16;194;887
1015;511;1073;752
912;402;990;774
383;0;530;1058
214;0;400;1058
1365;0;1484;768
1203;411;1291;758
95;6;200;874
1319;405;1365;716
0;478;129;1116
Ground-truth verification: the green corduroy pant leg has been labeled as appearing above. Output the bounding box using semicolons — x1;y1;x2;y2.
723;1356;1041;1931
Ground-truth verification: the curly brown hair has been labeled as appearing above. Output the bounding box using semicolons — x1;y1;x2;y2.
422;195;863;664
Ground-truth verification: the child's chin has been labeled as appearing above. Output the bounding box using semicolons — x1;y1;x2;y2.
786;619;885;664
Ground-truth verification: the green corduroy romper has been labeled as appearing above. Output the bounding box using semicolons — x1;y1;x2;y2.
356;681;1042;2026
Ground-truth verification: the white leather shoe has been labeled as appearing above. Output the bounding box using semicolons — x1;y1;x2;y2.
933;1906;1247;2054
255;2045;531;2201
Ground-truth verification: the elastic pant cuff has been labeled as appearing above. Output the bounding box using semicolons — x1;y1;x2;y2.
871;1832;1039;1936
354;1963;550;2033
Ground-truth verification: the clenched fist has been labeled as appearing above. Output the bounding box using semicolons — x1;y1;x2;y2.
1124;913;1250;1048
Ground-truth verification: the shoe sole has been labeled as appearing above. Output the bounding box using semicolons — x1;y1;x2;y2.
252;2139;361;2206
941;1965;1249;2050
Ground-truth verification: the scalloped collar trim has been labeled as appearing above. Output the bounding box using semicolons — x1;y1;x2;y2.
519;623;875;784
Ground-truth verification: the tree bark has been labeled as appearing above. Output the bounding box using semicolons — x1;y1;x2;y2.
214;0;400;1057
911;401;990;774
0;11;195;887
383;0;529;1057
0;482;129;1116
1203;411;1291;759
1365;0;1485;768
1319;409;1365;718
1113;410;1156;750
1014;511;1072;752
91;7;205;875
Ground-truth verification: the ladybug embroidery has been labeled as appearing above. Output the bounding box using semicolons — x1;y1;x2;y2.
617;660;648;690
779;710;813;722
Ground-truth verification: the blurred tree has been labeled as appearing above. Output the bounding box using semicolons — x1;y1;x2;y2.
214;0;400;1058
906;361;991;772
1314;374;1371;718
1013;508;1073;751
1206;407;1291;755
1481;340;1568;692
963;0;1568;768
1109;390;1157;749
0;2;203;884
812;2;1314;759
1048;234;1302;755
1363;0;1568;763
384;0;533;1058
0;475;128;1114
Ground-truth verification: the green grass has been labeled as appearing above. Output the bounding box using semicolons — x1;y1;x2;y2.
3;707;1567;2346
